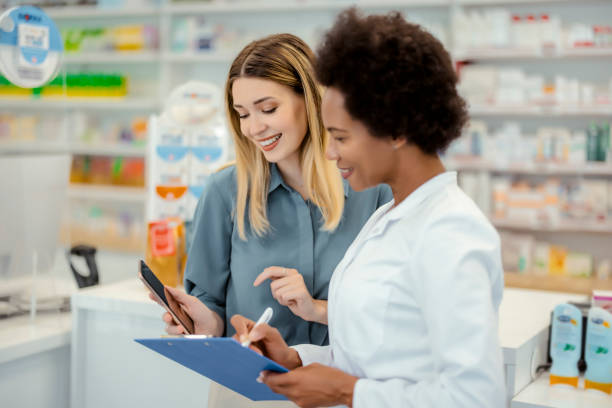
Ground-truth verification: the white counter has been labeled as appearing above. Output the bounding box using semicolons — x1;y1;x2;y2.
0;312;71;408
512;373;611;408
70;279;210;408
70;277;161;317
68;280;592;408
0;249;160;408
0;312;71;365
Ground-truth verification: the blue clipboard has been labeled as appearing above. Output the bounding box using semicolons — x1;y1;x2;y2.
134;337;288;401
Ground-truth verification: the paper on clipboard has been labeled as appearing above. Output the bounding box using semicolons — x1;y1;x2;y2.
134;337;289;401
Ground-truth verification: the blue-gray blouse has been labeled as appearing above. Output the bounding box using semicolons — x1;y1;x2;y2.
184;163;392;346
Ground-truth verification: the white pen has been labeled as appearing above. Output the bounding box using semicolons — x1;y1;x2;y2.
241;307;273;347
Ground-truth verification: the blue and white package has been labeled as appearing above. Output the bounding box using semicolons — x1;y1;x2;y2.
0;6;63;88
550;303;582;388
189;120;228;185
155;145;190;185
154;118;190;186
584;307;612;394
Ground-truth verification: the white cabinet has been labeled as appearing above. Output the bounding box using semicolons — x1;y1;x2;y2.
0;313;71;408
70;280;211;408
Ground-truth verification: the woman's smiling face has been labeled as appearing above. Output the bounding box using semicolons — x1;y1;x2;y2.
323;86;397;191
232;77;308;163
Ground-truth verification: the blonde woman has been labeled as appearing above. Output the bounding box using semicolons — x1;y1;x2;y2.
158;33;391;406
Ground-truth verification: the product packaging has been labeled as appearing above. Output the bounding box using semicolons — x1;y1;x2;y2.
548;245;567;276
595;260;611;281
593;290;612;312
550;303;583;387
608;181;612;218
154;185;188;221
544;178;561;225
587;122;599;162
189;126;227;187
583;180;608;221
584;307;612;394
492;177;510;219
147;81;229;223
153;119;190;186
569;131;587;164
145;218;186;287
565;252;593;278
500;232;533;274
532;241;550;276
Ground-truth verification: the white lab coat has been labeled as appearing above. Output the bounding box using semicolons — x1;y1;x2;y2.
293;172;506;408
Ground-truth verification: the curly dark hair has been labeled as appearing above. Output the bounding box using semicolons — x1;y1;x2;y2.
316;8;468;155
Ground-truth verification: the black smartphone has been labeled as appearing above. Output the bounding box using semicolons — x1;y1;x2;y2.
138;260;195;335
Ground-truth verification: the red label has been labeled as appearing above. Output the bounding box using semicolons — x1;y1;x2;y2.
149;222;175;256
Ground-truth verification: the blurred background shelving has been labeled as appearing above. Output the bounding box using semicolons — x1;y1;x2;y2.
67;184;146;202
1;0;611;294
504;272;612;294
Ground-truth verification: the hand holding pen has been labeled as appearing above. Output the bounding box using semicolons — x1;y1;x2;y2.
241;307;274;347
231;311;302;370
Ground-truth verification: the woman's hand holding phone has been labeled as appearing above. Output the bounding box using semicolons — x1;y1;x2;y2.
148;286;224;337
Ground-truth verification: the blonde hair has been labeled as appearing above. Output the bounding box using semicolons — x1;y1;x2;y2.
225;33;345;240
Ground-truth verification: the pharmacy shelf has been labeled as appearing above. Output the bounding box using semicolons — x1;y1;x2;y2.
68;184;146;204
44;6;159;19
0;140;69;155
504;272;612;295
44;0;449;19
163;0;450;15
70;143;146;157
0;98;160;111
454;47;612;61
162;52;234;63
491;217;612;234
61;225;145;254
63;52;160;64
446;158;612;176
457;0;587;6
0;141;145;157
469;104;612;117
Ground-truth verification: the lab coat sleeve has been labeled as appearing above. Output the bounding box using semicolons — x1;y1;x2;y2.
183;173;233;330
352;215;506;408
290;344;334;367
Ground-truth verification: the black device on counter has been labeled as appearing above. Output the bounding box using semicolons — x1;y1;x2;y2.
66;245;99;289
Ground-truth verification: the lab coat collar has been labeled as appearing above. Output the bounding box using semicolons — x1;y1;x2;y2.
369;172;457;236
